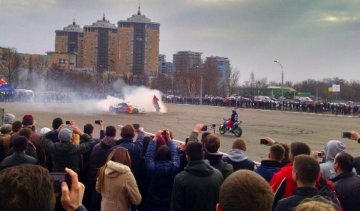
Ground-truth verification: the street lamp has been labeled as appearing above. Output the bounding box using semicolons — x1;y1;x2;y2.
274;60;284;99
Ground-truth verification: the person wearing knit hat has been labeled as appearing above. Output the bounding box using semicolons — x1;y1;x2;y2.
58;126;73;142
3;113;15;125
22;114;34;126
40;127;51;137
320;140;347;180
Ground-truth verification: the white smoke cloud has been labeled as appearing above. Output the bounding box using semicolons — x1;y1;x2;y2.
95;85;167;113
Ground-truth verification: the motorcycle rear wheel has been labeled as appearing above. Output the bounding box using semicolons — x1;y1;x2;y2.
233;127;242;137
219;126;226;134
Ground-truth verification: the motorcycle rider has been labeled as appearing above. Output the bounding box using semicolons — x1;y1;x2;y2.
227;108;238;132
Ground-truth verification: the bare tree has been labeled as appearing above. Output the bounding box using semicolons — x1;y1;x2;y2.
228;70;240;96
1;48;20;86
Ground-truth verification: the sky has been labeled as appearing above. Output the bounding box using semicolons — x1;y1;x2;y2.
1;0;360;84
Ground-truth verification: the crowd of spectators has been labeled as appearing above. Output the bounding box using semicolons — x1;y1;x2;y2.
1;112;360;211
163;95;360;116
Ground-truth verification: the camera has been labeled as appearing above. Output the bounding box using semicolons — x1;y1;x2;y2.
133;124;140;130
317;151;325;158
260;138;268;145
201;125;208;131
342;132;351;139
65;120;71;125
211;124;216;128
49;172;71;194
95;120;101;125
162;130;167;135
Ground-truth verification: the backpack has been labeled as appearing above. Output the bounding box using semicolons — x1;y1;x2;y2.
316;177;342;210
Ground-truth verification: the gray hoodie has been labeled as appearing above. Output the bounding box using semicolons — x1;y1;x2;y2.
320;140;346;179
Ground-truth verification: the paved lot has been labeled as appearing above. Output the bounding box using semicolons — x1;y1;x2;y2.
2;102;360;161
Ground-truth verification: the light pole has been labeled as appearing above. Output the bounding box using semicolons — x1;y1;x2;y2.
274;60;284;99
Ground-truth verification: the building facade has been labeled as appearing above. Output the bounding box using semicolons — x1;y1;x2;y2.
55;20;84;67
83;15;118;73
158;54;173;75
117;9;160;77
173;51;202;72
205;56;230;96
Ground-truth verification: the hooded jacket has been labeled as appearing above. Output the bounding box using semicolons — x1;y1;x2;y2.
222;149;255;171
320;140;346;179
332;172;360;211
88;136;118;187
205;152;233;179
171;160;223;211
96;160;141;211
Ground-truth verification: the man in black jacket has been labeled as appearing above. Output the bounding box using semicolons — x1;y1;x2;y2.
171;141;223;211
44;125;96;173
275;155;322;211
332;152;360;211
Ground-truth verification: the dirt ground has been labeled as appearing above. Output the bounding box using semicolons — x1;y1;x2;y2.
1;102;360;162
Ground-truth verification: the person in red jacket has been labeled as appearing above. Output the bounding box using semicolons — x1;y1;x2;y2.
270;142;311;199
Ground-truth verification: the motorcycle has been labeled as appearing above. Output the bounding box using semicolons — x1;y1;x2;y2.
219;118;243;137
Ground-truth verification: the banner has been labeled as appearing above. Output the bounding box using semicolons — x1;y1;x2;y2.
328;84;340;93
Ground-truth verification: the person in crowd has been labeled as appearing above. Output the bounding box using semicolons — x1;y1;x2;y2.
216;170;274;211
203;134;233;179
96;147;141;211
0;164;55;210
0;164;87;211
280;143;291;165
320;140;347;180
44;124;96;173
0;124;12;160
40;127;51;136
171;141;223;211
275;155;324;211
144;129;180;211
3;113;15;125
86;125;118;211
226;108;238;131
270;142;311;199
10;114;46;166
354;156;360;175
295;198;338;211
255;144;285;182
332;152;360;210
112;124;145;184
223;138;255;171
11;120;22;134
45;117;63;143
0;136;37;169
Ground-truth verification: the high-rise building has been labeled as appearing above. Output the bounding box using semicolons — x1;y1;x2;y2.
158;54;173;75
117;7;160;77
55;20;84;67
205;56;231;96
173;51;202;72
83;15;118;73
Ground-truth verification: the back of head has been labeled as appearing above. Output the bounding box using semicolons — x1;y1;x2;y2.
52;117;63;130
13;136;28;152
219;170;274;211
120;124;135;139
58;126;73;142
203;134;220;153
12;121;22;133
335;152;354;173
185;141;204;161
280;143;290;162
4;113;15;125
200;132;211;144
83;123;94;135
0;124;12;135
293;155;319;185
325;140;346;161
0;164;55;211
19;128;32;139
107;147;131;167
40;127;51;136
290;142;311;159
295;198;337;211
105;125;116;137
269;144;285;161
22;114;34;126
155;144;172;161
232;138;246;151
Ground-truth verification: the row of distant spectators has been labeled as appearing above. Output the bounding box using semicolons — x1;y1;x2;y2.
1;112;360;211
163;95;360;116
